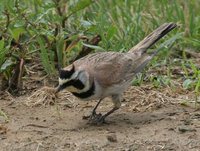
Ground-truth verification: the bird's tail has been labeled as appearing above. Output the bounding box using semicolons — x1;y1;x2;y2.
129;23;177;55
129;23;177;74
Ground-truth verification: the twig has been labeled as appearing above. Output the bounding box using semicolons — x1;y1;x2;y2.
3;9;10;33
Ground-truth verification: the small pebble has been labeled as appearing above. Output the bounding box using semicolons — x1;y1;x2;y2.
178;126;196;133
107;134;117;142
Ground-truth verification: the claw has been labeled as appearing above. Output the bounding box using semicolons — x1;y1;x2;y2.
88;114;107;125
82;111;101;121
83;112;106;125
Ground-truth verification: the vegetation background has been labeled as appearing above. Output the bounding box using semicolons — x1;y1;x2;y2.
0;1;200;150
0;0;199;95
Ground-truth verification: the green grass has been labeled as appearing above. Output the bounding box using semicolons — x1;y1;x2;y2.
0;0;199;92
0;109;9;122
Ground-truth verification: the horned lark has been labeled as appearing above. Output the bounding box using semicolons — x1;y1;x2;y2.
56;23;177;124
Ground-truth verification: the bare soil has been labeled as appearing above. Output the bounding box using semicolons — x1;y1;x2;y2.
1;83;200;151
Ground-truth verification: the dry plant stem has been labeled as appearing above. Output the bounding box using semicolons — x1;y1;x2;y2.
26;86;73;108
26;86;57;107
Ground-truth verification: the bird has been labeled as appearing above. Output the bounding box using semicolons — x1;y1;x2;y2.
56;23;177;124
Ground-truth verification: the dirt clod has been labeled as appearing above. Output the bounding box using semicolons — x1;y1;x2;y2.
178;126;197;133
107;133;117;142
0;124;7;135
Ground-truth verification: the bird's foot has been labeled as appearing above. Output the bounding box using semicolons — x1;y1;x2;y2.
88;114;106;125
82;111;101;120
82;112;106;125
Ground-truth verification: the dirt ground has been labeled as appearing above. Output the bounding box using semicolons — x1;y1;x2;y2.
1;83;200;151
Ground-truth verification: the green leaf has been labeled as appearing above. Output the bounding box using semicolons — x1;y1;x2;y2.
0;39;7;67
195;71;200;93
81;20;93;28
9;27;26;41
183;79;193;89
0;58;14;72
0;39;4;50
82;42;104;51
0;109;9;122
38;37;55;75
4;0;16;14
107;25;117;40
69;0;93;15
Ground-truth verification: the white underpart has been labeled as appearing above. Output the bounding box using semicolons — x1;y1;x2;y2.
59;78;70;85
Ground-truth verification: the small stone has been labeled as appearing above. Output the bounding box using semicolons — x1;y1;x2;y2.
107;134;117;142
178;126;196;133
0;125;7;135
168;127;175;131
134;126;140;129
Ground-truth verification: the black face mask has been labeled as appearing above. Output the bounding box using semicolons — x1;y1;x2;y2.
57;79;85;92
59;65;75;79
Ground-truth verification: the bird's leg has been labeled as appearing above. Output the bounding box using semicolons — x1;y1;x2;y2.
82;99;103;120
91;99;102;115
97;106;119;124
94;94;122;124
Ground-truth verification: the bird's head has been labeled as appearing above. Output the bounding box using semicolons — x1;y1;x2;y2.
56;64;90;93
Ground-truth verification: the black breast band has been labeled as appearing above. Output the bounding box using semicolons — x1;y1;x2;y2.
72;81;95;99
61;79;85;90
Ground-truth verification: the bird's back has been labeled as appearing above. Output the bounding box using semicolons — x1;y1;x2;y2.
74;52;140;91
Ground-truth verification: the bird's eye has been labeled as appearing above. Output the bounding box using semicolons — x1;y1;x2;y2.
59;70;71;79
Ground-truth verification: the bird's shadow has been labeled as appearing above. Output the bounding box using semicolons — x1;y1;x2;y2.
74;109;174;131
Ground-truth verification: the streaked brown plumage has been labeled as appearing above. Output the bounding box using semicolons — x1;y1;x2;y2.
57;23;177;124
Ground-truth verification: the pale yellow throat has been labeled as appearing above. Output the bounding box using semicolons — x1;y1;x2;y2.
66;79;91;93
66;86;80;93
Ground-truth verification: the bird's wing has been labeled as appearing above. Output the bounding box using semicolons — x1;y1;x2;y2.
83;52;134;87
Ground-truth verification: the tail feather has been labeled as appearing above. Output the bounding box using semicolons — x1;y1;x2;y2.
129;23;177;54
129;23;177;74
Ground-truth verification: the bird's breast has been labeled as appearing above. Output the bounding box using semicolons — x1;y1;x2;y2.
71;81;96;100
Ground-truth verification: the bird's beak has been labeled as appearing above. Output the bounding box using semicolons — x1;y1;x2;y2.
55;85;63;93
